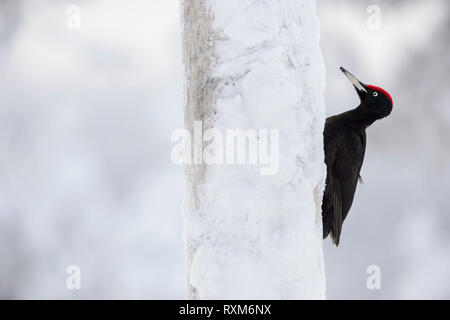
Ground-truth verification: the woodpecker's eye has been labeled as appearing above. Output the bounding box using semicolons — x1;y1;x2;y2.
373;92;378;97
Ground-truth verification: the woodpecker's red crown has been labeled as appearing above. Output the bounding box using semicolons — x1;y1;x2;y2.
366;85;393;106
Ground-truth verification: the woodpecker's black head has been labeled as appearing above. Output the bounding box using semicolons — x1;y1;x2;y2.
340;66;393;120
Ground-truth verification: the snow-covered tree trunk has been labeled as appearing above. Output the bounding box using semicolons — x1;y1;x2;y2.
181;0;327;299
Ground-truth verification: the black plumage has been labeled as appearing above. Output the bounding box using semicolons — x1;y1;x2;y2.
322;67;393;246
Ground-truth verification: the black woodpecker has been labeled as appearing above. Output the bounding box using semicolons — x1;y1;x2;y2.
322;67;393;246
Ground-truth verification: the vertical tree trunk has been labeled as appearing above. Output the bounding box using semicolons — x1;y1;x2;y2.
181;0;327;299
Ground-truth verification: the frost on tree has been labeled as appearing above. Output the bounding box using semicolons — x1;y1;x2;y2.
181;0;327;299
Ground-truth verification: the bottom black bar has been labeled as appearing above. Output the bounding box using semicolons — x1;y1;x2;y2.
1;300;446;318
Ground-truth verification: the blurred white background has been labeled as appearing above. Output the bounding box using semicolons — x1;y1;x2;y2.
0;0;449;299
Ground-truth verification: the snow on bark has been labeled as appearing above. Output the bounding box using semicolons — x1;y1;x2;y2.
181;0;327;299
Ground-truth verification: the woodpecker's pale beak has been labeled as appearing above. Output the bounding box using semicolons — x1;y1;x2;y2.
340;66;367;93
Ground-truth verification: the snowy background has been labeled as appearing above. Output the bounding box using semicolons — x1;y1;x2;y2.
0;0;449;299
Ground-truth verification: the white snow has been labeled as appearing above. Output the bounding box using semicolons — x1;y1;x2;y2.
183;0;327;299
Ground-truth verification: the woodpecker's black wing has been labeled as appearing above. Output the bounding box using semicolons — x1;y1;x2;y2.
322;115;365;246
